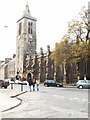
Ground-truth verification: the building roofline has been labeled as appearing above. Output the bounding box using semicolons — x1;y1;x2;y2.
17;16;37;23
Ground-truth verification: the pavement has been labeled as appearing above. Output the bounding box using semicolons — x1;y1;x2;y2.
0;84;88;119
0;84;76;112
64;85;76;88
0;84;81;119
0;88;27;113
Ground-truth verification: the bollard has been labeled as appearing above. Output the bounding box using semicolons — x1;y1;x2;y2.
11;83;13;89
21;83;23;91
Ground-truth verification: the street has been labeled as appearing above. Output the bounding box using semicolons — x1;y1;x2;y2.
1;84;88;118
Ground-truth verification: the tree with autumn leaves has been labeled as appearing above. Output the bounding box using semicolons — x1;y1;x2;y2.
51;6;90;83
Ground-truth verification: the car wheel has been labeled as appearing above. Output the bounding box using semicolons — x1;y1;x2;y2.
79;85;83;89
44;84;47;87
46;84;49;87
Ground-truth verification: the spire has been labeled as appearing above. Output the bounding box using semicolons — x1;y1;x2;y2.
17;1;37;23
23;2;31;17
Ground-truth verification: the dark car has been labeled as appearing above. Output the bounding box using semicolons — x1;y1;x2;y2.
0;80;9;88
44;80;63;87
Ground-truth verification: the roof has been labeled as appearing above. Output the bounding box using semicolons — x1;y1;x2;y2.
17;3;37;23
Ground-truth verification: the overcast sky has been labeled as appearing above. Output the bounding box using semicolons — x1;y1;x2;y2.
0;0;89;60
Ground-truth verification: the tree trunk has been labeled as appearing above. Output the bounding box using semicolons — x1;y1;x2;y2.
86;58;90;79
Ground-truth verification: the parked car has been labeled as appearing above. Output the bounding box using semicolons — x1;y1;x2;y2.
0;79;9;88
44;80;63;87
76;79;90;89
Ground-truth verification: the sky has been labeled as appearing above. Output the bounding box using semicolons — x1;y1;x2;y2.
0;0;89;60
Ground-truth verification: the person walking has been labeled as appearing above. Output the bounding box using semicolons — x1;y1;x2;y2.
27;72;33;92
32;79;36;91
36;79;40;91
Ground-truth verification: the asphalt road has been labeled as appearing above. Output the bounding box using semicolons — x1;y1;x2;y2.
2;84;88;118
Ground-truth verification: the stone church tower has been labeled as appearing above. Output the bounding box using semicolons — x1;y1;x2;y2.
16;3;37;76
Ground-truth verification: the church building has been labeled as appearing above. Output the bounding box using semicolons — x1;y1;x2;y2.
15;3;74;84
15;2;79;84
16;3;37;76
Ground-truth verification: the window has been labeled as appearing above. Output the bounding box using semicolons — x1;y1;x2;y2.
28;22;30;34
87;80;90;83
51;80;55;83
19;22;22;35
81;80;86;83
28;22;33;34
31;22;33;34
31;29;33;34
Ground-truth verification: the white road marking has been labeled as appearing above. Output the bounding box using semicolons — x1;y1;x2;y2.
82;99;88;102
53;95;88;103
73;98;79;100
53;95;64;99
59;96;64;99
69;98;73;101
73;98;81;101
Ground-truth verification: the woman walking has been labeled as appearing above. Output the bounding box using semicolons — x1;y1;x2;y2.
27;72;33;92
36;79;40;91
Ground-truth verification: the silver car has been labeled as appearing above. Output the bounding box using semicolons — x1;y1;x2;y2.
76;80;90;89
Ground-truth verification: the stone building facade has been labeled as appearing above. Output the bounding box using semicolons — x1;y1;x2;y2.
0;58;14;79
16;3;37;76
0;62;5;79
14;3;64;83
7;57;16;79
0;2;89;84
15;3;76;84
24;45;64;83
10;1;90;83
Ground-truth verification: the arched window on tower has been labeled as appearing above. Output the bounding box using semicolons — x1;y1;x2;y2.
28;22;30;34
31;22;33;34
19;22;22;35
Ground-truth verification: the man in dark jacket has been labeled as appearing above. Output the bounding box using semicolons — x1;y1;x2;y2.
27;72;33;92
